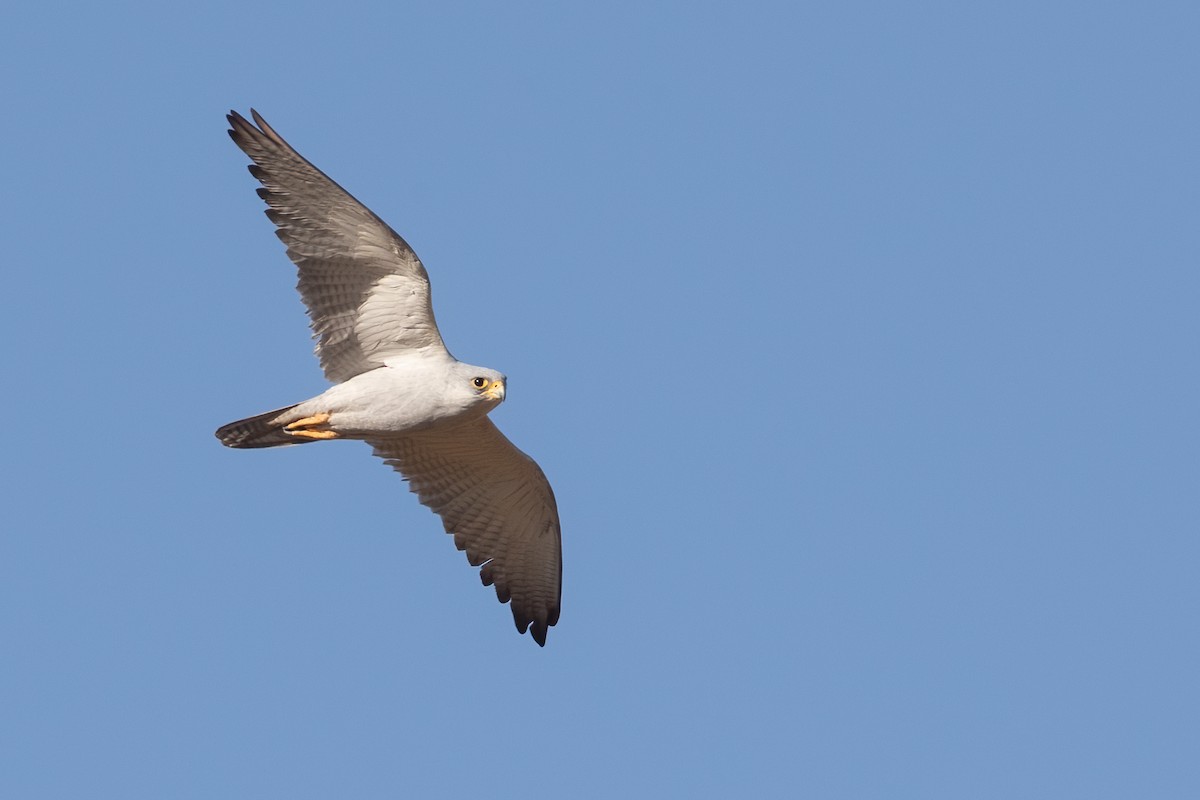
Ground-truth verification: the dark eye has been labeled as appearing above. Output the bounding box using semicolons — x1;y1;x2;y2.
472;377;488;389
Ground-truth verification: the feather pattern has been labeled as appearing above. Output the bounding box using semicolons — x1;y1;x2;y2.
368;418;562;646
228;110;447;383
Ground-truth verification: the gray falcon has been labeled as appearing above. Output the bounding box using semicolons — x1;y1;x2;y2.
215;110;561;646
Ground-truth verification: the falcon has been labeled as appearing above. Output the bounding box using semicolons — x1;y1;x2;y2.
215;110;562;646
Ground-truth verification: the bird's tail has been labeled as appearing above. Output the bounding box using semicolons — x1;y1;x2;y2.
215;403;309;449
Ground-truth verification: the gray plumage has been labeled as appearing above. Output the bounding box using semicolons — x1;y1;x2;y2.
216;110;562;646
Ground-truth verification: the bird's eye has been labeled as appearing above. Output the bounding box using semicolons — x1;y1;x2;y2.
472;377;489;389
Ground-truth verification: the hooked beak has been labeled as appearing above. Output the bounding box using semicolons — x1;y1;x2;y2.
484;380;506;402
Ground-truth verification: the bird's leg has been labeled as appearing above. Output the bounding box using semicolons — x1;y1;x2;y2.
286;413;332;430
285;412;338;440
288;429;338;440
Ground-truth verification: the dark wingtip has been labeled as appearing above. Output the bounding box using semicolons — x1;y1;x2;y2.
227;109;279;152
226;109;249;137
512;607;552;647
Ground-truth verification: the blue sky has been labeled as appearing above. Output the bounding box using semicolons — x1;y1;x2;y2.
2;2;1197;797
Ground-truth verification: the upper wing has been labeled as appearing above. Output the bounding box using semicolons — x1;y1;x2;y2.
228;109;447;383
368;418;562;646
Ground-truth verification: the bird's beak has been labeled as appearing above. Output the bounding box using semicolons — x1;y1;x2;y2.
485;380;506;402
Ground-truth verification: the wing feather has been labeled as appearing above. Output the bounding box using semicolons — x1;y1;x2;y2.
228;109;446;382
368;418;562;646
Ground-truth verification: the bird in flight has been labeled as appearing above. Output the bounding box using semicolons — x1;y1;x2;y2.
215;110;561;646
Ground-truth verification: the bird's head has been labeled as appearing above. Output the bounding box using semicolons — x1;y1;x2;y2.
469;371;506;404
452;363;506;411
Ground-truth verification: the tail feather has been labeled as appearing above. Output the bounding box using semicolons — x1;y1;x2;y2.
216;403;308;449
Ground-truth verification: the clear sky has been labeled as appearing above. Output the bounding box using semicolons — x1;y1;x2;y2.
2;2;1197;797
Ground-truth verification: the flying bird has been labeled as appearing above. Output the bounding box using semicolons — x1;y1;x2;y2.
215;110;561;646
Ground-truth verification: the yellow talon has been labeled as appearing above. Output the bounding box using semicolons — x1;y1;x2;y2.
288;428;338;440
284;412;336;440
286;413;331;430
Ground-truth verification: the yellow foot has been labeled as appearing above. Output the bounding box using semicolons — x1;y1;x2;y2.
286;413;331;430
284;412;337;440
288;428;338;440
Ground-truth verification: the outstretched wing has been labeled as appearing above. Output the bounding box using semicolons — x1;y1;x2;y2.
228;109;447;383
368;418;562;646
